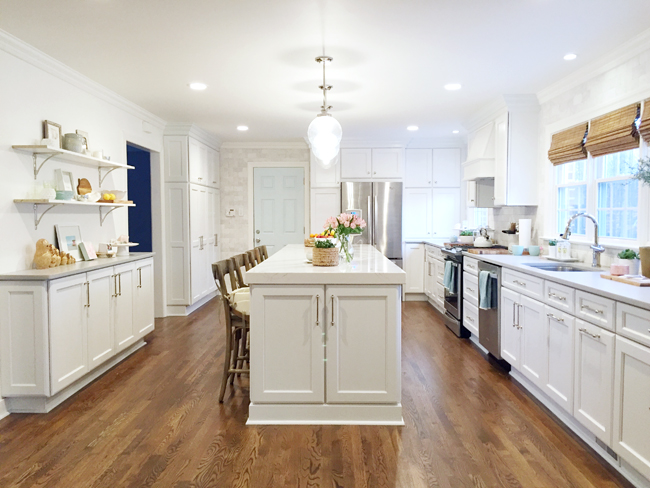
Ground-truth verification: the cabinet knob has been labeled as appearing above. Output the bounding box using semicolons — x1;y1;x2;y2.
428;181;431;184
434;181;437;184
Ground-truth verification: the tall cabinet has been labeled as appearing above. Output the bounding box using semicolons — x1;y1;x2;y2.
164;125;221;315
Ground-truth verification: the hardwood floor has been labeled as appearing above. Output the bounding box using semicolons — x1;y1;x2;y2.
0;300;633;488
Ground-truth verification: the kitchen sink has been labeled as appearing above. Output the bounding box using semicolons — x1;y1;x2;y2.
523;263;600;272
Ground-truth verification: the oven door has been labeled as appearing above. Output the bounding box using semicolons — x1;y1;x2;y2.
443;259;462;320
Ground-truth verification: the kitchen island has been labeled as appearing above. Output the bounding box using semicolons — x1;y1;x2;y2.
245;244;406;425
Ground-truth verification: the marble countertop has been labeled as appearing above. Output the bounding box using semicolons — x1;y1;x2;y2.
464;253;650;311
0;252;155;281
404;238;449;248
246;244;406;285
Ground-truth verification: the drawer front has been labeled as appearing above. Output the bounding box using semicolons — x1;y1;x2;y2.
503;269;544;300
544;281;575;314
436;262;445;284
464;257;479;276
463;272;479;306
463;300;479;336
616;302;650;348
434;281;445;304
428;246;443;260
575;290;615;332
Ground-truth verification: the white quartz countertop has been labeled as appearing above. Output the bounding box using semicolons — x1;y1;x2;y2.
464;253;650;311
0;252;155;281
404;238;449;248
246;244;406;285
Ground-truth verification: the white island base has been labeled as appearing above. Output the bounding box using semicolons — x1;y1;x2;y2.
245;244;406;425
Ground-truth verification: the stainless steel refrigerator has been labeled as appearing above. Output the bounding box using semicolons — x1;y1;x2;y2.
341;182;403;268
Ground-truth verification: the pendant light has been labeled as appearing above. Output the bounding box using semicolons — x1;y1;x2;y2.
307;55;342;167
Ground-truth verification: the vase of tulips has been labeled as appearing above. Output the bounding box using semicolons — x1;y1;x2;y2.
324;213;367;263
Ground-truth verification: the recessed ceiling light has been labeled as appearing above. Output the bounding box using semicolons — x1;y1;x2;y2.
407;125;419;131
452;130;460;134
237;125;249;131
444;83;462;91
563;53;577;61
189;82;207;90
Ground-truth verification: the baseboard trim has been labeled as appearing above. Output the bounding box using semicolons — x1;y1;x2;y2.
4;340;147;414
0;398;8;420
510;369;650;488
247;403;404;426
404;293;427;302
165;291;218;317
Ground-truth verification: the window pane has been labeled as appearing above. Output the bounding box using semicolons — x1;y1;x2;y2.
557;184;587;235
595;148;639;179
473;208;488;228
556;160;587;185
597;179;638;239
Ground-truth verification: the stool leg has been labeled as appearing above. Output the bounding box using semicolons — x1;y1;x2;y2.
219;322;233;403
230;328;240;385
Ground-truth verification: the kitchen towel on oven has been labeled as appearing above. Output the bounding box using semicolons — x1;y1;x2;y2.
479;270;496;309
443;261;457;294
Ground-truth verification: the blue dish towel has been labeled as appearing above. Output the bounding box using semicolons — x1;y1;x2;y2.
443;261;457;294
479;271;497;309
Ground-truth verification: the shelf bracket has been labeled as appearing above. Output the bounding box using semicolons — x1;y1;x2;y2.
33;154;57;180
99;205;120;226
98;166;119;186
33;203;58;230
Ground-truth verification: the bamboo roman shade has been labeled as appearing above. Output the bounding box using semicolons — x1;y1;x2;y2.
548;123;588;165
639;99;650;142
584;103;640;157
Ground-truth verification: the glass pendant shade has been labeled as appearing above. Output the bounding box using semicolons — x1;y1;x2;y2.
308;114;342;165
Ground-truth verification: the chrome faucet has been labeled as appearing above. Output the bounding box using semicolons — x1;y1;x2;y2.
563;212;605;268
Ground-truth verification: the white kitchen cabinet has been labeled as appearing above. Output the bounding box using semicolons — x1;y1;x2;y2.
208;147;220;187
114;262;136;353
403;188;432;239
432;148;461;187
87;268;114;368
612;335;650;479
326;285;400;403
134;258;155;338
543;306;575;413
340;148;372;179
310;187;340;234
310;151;340;188
466;179;495;208
519;295;546;388
206;188;220;293
49;275;89;395
405;149;433;188
463;300;480;336
573;319;615;446
431;188;460;238
404;243;425;293
424;256;435;299
372;148;402;179
467;181;477;208
501;286;521;368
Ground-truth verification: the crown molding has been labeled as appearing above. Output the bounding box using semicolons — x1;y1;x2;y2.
164;123;222;149
0;29;166;130
339;139;407;148
220;141;308;149
463;94;539;133
537;27;650;104
404;137;467;148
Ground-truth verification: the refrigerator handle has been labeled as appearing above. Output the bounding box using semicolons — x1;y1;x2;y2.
373;195;378;248
368;195;372;245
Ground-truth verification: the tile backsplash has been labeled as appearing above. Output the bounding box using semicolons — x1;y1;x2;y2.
487;206;538;247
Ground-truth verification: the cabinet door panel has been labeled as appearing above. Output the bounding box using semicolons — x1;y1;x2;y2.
544;306;574;413
404;244;424;293
405;149;432;188
494;111;508;206
135;259;155;338
573;319;615;445
189;139;203;185
432;148;460;187
372;148;402;179
403;188;432;239
431;188;460;238
49;275;88;394
250;286;325;403
114;265;136;352
87;268;114;368
310;188;340;235
613;336;650;479
520;296;546;388
326;286;400;403
501;287;521;369
340;149;372;179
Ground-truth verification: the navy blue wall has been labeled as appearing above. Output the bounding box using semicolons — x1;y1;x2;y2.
127;145;152;252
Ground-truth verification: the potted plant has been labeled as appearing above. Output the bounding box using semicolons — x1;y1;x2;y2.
324;213;367;263
632;157;650;186
548;239;558;258
617;249;640;275
312;238;339;267
459;230;475;244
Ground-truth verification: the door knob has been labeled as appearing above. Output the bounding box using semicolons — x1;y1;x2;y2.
256;230;260;234
256;238;260;243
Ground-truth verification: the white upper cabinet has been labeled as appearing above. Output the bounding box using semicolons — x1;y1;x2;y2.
340;148;372;179
432;148;461;187
164;133;220;189
403;188;432;239
371;148;402;179
340;148;402;180
431;188;460;238
405;149;433;188
310;151;340;188
164;136;189;182
311;187;340;234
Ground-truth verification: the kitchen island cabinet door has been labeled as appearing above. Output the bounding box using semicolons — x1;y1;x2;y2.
501;287;521;369
612;335;650;479
573;319;615;446
250;285;325;403
325;285;400;403
49;274;88;395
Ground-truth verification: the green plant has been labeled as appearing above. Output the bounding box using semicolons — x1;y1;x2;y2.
632;157;650;186
548;239;557;246
460;230;474;237
618;249;639;260
314;239;335;249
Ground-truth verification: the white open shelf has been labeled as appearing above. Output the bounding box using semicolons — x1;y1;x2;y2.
14;199;135;229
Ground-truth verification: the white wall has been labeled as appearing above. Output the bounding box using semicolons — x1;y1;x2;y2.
0;30;166;405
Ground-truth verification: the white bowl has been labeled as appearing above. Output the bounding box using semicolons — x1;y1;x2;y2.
101;190;126;201
304;247;313;262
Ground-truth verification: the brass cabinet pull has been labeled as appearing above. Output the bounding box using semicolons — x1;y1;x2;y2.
331;296;335;328
548;292;567;301
581;304;604;315
137;268;142;288
214;234;218;246
579;327;601;339
85;282;90;307
118;274;122;296
112;275;118;297
547;313;564;323
512;302;517;328
315;295;320;327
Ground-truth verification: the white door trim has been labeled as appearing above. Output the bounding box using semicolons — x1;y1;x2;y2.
247;161;310;249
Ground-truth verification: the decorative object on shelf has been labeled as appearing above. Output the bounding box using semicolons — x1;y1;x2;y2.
102;192;116;203
312;238;339;267
75;130;89;153
33;238;53;269
307;55;342;167
548;239;557;258
40;181;56;200
49;245;61;267
324;213;366;263
92;150;103;159
54;169;75;193
97;242;116;258
111;235;138;257
459;230;475;244
77;178;92;195
55;224;82;260
632;157;650;186
55;190;73;201
62;133;86;153
617;249;640;275
78;241;97;261
42;120;62;148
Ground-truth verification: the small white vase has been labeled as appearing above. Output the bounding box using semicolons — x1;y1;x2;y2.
619;258;640;275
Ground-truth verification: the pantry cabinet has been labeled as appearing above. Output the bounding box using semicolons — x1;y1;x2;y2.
431;188;460;237
405;149;432;188
403;189;432;239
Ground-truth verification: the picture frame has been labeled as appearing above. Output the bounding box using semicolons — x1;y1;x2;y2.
55;224;83;260
42;120;62;148
54;169;75;193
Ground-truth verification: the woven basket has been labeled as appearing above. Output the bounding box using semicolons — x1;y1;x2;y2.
304;238;315;247
312;247;339;267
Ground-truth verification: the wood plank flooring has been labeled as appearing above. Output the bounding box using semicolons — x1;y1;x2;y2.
0;300;633;488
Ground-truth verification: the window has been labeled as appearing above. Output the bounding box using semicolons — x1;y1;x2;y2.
472;208;489;228
556;160;587;235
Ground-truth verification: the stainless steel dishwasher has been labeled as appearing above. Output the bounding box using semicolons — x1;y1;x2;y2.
477;260;502;359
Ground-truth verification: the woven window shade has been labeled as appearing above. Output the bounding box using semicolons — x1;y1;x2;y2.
639;99;650;142
548;123;588;165
584;103;640;157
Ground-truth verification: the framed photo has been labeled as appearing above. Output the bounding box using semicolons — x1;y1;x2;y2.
42;120;62;148
54;169;75;193
55;224;83;260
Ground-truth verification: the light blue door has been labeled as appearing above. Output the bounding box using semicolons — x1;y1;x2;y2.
253;167;305;255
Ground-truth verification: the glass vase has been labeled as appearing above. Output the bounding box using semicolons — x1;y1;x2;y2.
339;234;354;263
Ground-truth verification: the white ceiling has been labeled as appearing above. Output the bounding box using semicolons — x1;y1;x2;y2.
2;0;650;142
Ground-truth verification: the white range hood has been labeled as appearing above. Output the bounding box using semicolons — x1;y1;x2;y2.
462;121;496;181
